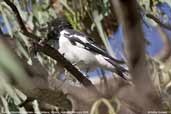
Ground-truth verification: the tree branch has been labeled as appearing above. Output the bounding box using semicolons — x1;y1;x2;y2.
146;13;171;31
3;0;97;92
111;0;161;111
0;37;72;110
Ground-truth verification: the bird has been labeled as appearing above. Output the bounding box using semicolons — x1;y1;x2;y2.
47;17;128;80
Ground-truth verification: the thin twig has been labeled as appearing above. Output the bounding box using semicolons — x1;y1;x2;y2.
146;13;171;31
3;0;27;32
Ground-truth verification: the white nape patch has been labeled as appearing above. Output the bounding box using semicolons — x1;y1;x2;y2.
60;30;69;36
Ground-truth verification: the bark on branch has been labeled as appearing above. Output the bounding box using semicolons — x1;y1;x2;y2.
111;0;162;111
0;37;72;110
146;13;171;31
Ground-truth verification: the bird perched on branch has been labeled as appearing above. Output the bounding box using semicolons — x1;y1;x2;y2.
47;17;128;80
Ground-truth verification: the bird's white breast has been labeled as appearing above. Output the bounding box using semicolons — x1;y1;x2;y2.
58;30;98;70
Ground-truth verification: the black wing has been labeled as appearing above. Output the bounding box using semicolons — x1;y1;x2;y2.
64;29;128;80
64;29;125;64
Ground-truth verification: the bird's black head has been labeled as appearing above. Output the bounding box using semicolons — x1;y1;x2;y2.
47;16;73;40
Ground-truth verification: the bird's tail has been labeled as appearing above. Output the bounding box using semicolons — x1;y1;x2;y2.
95;55;128;80
105;58;128;80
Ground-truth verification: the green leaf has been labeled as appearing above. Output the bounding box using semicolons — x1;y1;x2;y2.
0;42;32;90
92;10;115;57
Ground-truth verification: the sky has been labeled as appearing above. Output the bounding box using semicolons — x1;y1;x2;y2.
111;2;171;58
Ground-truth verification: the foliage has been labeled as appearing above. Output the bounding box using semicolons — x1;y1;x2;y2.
0;0;171;114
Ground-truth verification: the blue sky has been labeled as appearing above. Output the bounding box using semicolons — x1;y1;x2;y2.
110;2;171;58
92;3;171;77
110;24;164;57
